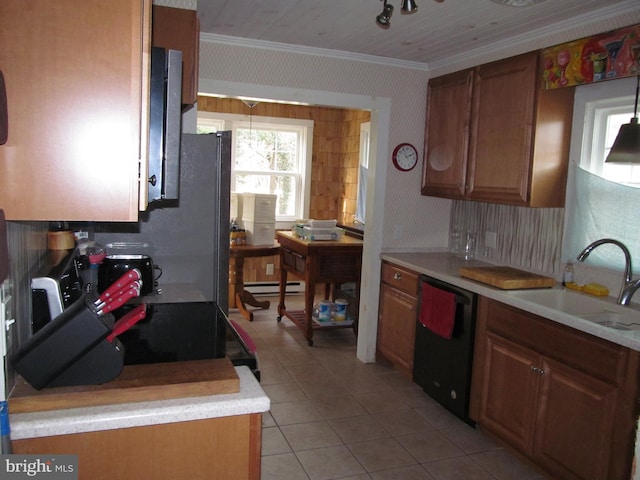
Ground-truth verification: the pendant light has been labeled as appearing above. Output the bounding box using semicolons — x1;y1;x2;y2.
605;75;640;164
241;100;259;150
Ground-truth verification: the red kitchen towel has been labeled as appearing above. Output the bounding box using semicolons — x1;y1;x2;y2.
419;283;456;339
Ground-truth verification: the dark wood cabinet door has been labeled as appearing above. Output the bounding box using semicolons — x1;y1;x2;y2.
533;357;618;480
422;69;473;199
377;284;417;376
467;52;538;205
479;332;538;453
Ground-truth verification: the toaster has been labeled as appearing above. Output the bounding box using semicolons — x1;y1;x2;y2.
31;249;83;334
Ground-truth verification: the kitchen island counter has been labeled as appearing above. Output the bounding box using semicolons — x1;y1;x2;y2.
381;252;640;352
10;366;268;440
9;366;268;479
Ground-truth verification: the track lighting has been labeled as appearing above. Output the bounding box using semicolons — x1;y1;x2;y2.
376;0;393;29
401;0;418;14
376;0;419;28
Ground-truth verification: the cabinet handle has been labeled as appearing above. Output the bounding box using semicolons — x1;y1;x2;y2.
530;366;545;375
393;272;402;281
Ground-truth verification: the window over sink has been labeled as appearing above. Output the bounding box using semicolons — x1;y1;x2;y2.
563;76;640;271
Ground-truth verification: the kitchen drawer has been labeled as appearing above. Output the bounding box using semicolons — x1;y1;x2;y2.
282;248;306;274
484;299;626;385
381;262;419;296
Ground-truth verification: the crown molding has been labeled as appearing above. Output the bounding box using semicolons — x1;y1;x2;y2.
199;32;432;72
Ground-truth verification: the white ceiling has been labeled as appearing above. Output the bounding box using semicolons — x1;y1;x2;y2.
197;0;639;70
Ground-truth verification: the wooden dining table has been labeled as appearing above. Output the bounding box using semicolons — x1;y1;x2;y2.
229;242;280;321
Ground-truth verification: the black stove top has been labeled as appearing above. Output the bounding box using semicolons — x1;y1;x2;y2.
114;302;259;380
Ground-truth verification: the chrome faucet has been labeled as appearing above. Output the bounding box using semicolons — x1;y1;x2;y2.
577;238;640;305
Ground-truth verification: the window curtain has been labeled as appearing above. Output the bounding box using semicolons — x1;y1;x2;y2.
562;163;640;270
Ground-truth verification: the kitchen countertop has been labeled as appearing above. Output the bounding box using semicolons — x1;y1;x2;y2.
10;366;269;440
382;252;640;352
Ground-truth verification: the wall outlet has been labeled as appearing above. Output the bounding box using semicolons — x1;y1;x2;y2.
485;231;497;249
266;263;275;275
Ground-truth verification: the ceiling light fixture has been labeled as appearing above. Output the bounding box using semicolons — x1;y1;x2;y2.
400;0;418;14
376;0;394;29
605;75;640;164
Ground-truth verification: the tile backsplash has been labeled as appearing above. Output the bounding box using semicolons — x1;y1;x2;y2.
451;200;565;276
4;221;48;395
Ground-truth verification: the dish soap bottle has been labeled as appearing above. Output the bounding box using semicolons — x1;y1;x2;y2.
562;261;574;287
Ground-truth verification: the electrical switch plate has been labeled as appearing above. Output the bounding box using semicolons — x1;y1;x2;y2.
485;231;497;249
266;263;274;275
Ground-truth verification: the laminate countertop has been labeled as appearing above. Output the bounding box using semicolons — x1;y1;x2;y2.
381;252;640;352
9;366;269;440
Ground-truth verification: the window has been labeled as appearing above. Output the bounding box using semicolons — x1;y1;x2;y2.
563;76;640;271
197;112;313;225
581;94;640;186
355;122;370;224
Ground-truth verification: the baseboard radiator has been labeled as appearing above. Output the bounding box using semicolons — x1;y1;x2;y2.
244;281;305;295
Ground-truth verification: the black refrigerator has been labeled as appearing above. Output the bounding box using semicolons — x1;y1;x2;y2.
94;131;232;311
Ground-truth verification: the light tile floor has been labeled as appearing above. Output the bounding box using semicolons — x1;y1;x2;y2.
228;295;546;480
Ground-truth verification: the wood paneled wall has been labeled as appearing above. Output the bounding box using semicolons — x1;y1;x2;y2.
198;97;370;284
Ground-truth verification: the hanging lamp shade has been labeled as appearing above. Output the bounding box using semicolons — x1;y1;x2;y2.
606;75;640;164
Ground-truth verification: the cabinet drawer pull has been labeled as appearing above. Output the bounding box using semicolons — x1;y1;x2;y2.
393;272;402;281
530;366;545;375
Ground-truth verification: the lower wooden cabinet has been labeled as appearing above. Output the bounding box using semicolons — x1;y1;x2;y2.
377;262;419;376
471;297;640;480
12;414;262;480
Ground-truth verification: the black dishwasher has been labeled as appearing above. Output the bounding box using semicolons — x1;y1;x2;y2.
413;275;477;426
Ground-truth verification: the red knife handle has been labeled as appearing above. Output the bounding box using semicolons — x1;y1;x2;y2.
100;287;139;314
98;268;142;302
107;304;147;342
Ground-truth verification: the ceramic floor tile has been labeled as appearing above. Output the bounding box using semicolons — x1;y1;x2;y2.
280;420;343;451
262;411;277;428
261;452;310;480
309;393;367;420
263;382;308;404
414;404;466;431
295;445;367;480
262;426;293;456
422;456;495;480
229;300;544;480
348;437;418;473
439;423;501;455
396;430;465;464
372;407;436;436
471;449;547;480
270;400;324;426
328;415;388;444
369;464;437;480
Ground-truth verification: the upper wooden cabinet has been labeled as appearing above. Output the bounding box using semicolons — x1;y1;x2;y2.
152;5;200;109
422;52;575;207
0;0;151;221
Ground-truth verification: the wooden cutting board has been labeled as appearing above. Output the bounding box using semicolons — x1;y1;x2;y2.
9;357;239;414
459;266;555;290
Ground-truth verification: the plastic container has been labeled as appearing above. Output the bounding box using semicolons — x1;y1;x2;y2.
317;300;332;322
334;299;348;321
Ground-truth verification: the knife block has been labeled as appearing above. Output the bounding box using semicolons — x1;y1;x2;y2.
12;294;125;390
